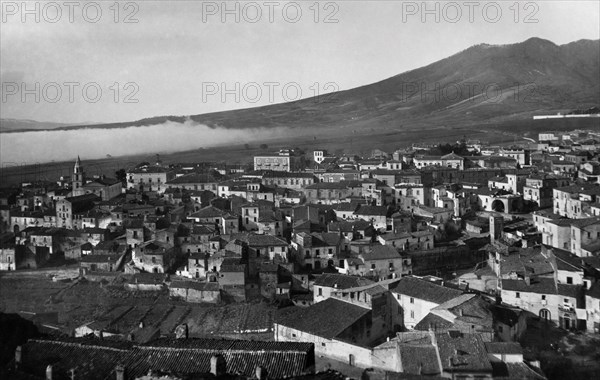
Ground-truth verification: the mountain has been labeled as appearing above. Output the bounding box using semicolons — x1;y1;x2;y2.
4;38;599;134
184;37;599;130
0;119;96;133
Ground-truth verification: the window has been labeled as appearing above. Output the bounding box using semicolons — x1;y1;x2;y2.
516;292;520;298
371;263;376;270
542;295;546;300
318;288;322;296
410;310;414;318
567;277;573;284
410;297;414;304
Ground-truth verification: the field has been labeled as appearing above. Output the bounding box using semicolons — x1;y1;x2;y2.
2;113;597;187
0;274;275;340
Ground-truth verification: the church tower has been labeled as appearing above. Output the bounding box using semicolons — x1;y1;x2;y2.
72;156;85;196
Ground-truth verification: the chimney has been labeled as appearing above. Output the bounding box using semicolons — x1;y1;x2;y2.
15;346;22;368
46;365;53;380
175;324;188;339
210;355;226;377
458;309;463;317
115;365;125;380
255;365;267;380
428;327;437;347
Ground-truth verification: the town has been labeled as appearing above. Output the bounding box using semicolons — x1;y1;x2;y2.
1;128;600;380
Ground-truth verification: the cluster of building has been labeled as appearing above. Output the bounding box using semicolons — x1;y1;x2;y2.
2;128;600;379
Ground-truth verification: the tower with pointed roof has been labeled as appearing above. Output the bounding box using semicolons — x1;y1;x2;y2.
72;156;85;196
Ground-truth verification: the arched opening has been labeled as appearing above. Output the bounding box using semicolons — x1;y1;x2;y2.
492;200;505;213
539;309;551;321
563;315;571;330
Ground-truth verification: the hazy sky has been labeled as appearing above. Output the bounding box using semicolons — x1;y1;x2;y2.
1;0;599;124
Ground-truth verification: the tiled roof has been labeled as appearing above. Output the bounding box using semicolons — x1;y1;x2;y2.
220;257;246;272
398;344;442;376
491;362;546;380
485;342;523;355
16;337;314;379
313;273;374;289
166;173;218;184
390;277;463;304
570;217;600;229
414;313;454;331
258;171;316;179
362;245;401;261
318;232;343;247
436;332;493;372
276;298;370;339
501;278;557;294
586;281;600;299
333;202;360;212
557;284;583;298
355;205;388;216
489;304;523;327
305;182;349;190
189;205;225;219
80;254;120;263
230;233;289;247
441;153;464;160
84;177;121;186
169;281;220;292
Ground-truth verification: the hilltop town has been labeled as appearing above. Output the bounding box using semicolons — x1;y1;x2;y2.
1;129;600;380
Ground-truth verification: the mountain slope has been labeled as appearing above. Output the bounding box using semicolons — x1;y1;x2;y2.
4;38;598;134
189;37;600;129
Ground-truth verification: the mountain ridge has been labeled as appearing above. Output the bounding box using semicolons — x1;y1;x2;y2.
3;37;598;134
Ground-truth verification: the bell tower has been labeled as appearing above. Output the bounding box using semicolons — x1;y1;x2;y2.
72;156;85;196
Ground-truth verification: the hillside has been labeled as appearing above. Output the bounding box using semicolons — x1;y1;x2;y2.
2;38;598;135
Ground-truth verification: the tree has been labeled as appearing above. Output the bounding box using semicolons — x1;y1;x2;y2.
115;169;127;184
260;144;269;150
